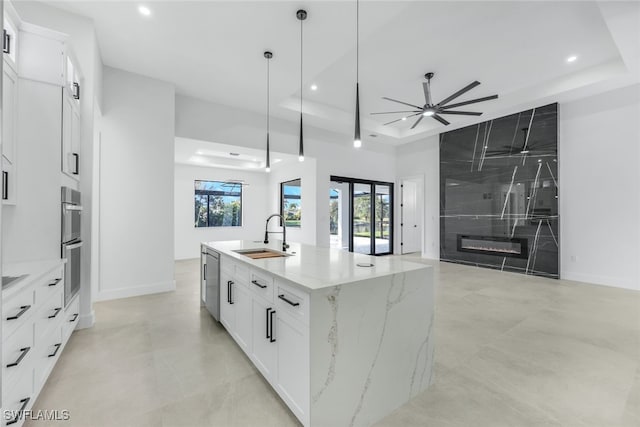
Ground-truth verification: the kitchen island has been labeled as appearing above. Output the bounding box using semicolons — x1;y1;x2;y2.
201;240;435;427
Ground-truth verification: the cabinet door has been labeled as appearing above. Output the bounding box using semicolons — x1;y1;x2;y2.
61;95;80;179
251;297;277;380
275;312;309;423
233;284;252;353
219;271;235;333
2;63;17;164
2;156;15;205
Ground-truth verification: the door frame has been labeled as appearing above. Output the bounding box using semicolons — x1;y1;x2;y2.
330;175;394;256
399;175;424;255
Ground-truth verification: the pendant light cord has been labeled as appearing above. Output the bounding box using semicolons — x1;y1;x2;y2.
356;0;359;84
300;17;303;115
267;57;270;134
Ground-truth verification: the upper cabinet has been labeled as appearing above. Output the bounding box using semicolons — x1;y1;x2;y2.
18;26;65;87
3;15;18;69
2;12;19;205
62;54;81;180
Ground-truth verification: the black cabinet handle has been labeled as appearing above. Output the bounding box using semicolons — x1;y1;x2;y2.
70;313;79;322
3;30;10;55
7;347;30;368
6;397;30;426
73;82;80;100
252;280;267;289
228;281;234;304
203;263;207;278
278;294;300;307
269;310;276;343
72;153;79;175
2;170;8;200
48;307;62;319
7;305;31;321
266;308;271;339
48;343;62;358
49;278;62;287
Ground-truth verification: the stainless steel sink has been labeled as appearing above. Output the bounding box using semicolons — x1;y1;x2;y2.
233;248;292;259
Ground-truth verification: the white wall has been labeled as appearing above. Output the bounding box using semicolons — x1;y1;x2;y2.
395;135;440;259
268;158;317;245
559;84;640;290
98;66;175;300
174;164;269;260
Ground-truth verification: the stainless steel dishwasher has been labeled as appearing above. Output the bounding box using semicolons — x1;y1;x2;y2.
204;249;220;321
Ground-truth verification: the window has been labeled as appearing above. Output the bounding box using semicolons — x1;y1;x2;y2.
194;180;242;227
280;179;301;228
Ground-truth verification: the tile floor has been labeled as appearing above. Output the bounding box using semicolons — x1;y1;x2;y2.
26;257;640;427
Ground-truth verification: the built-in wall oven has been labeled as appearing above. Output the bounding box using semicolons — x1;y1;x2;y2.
61;187;82;307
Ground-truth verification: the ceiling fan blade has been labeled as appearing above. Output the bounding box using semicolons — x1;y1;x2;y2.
437;81;481;107
383;112;421;126
431;114;450;126
440;95;498;110
410;115;424;129
382;97;423;110
422;81;432;105
370;110;421;115
437;110;483;116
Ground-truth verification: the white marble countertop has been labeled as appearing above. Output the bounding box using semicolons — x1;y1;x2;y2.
202;240;430;291
2;259;66;296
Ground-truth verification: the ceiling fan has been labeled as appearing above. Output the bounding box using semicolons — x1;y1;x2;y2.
372;72;498;129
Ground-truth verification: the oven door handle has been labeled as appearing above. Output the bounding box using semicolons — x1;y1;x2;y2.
63;205;83;211
64;241;83;250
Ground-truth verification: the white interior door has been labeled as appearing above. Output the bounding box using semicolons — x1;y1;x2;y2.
401;180;421;254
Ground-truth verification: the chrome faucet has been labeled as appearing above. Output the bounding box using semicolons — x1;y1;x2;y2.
264;214;289;252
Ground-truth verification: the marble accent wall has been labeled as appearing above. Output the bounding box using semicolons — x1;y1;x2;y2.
440;103;559;278
309;268;434;427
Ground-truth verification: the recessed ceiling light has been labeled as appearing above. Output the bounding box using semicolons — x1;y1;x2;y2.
138;5;151;16
566;55;577;63
310;84;318;91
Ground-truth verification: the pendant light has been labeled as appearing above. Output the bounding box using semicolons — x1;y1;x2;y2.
353;0;361;148
297;9;307;162
264;51;273;173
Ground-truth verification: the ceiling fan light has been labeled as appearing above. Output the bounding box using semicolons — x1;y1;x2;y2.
423;110;435;117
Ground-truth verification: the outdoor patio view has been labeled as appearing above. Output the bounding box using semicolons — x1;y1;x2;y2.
281;179;301;227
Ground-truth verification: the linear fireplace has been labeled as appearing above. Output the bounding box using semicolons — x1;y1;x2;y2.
457;235;528;259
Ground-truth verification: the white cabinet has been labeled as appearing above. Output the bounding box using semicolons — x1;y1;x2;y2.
17;29;64;86
275;310;309;423
251;296;277;379
213;254;310;426
62;93;80;179
1;262;74;427
2;59;18;205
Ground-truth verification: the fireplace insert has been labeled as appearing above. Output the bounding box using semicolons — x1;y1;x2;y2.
457;235;528;259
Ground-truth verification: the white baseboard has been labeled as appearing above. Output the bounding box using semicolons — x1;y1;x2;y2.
95;280;176;301
77;309;95;329
561;271;639;291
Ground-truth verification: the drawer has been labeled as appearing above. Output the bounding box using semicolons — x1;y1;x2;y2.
2;319;35;392
34;287;64;340
2;368;34;427
2;288;36;340
34;269;64;308
62;295;80;340
275;280;310;326
35;325;63;391
221;255;250;286
220;255;234;274
249;269;274;303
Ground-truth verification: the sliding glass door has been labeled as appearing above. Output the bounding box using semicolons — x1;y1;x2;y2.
330;176;394;255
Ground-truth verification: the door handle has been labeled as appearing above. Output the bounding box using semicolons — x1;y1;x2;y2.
48;307;62;319
7;347;31;368
48;343;62;358
269;310;276;343
266;308;271;339
2;170;8;200
7;305;31;321
6;397;30;426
